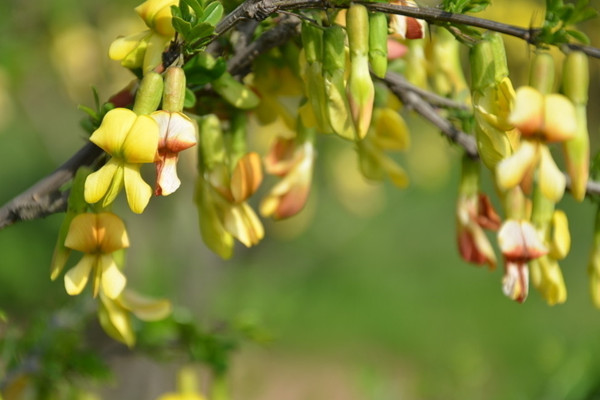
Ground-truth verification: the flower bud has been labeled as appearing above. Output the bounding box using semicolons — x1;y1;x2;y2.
133;71;164;115
562;51;589;202
162;66;187;113
368;12;388;78
470;32;508;92
529;52;555;95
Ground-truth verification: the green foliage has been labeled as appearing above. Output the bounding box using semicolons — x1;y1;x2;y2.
78;87;115;135
171;0;225;54
537;0;598;45
441;0;491;14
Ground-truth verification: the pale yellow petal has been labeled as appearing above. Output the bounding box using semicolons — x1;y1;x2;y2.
495;141;538;190
122;115;159;164
223;205;251;247
231;152;263;202
123;164;152;214
99;255;127;299
64;254;95;295
156;156;181;196
65;213;99;253
373;108;410;151
538;145;565;202
84;158;121;205
544;94;577;142
165;112;197;151
550;210;571;259
97;212;130;253
98;293;135;347
509;86;543;136
120;289;172;321
90;108;137;154
108;31;151;61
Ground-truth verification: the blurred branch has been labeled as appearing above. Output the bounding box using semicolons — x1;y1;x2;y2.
217;0;600;58
0;142;103;230
382;72;479;159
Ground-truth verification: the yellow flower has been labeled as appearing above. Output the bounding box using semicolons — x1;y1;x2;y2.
152;111;198;196
99;288;172;347
85;108;159;214
136;0;178;37
63;213;129;299
261;138;315;219
109;30;171;74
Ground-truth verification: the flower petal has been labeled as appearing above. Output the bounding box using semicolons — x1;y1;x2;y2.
123;164;152;214
122;114;159;163
99;254;127;299
65;213;99;253
84;158;122;206
97;212;130;253
495;140;538;191
90;108;137;155
108;30;151;61
120;289;172;321
509;86;543;136
543;94;577;142
155;155;181;196
498;219;548;262
98;293;135;347
550;210;570;260
502;262;529;303
64;254;95;295
231;152;263;202
538;145;565;202
164;112;197;151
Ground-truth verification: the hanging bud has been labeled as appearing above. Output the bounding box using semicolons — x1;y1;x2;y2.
346;3;375;140
470;32;509;92
529;52;555;95
133;71;164;115
323;25;356;141
431;27;469;100
162;66;186;112
300;20;331;134
368;12;388;78
562;51;589;202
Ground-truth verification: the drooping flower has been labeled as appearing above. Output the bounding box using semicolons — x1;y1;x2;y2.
84;108;159;214
152;111;197;196
63;212;129;299
98;288;171;347
389;0;426;40
498;219;548;303
109;0;178;73
457;193;501;269
261;137;315;219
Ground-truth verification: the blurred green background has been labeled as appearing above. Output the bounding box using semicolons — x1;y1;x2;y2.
1;0;600;399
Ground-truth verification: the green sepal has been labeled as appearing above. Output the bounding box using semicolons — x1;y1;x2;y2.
163;66;187;112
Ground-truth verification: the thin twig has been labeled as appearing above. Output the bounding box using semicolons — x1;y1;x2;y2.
384;74;471;111
0;142;103;230
382;72;479;159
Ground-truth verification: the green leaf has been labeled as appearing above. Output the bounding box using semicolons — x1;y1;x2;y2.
188;22;215;43
183;53;227;86
566;29;590;44
184;87;197;108
172;16;193;38
179;0;193;22
185;0;205;20
201;1;224;26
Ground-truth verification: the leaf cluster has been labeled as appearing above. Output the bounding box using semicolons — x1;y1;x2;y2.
78;88;115;135
171;0;225;54
537;0;598;45
441;0;491;14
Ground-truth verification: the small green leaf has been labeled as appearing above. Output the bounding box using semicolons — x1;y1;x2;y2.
184;87;197;108
189;22;215;43
186;0;205;20
201;1;224;26
566;29;590;44
179;0;193;22
172;16;193;38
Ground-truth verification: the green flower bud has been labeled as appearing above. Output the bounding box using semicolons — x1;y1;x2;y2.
562;51;588;105
213;72;260;110
470;32;508;92
323;25;356;140
529;52;554;95
368;12;388;78
198;114;226;171
162;66;187;113
133;71;164;115
301;21;323;65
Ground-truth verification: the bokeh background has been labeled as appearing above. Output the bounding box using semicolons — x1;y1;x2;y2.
1;0;600;399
